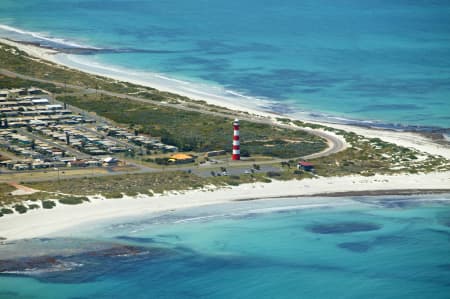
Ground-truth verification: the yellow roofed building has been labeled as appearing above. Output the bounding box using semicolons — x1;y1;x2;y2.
168;153;195;164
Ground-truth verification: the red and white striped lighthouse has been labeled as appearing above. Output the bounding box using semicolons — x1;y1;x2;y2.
232;119;240;160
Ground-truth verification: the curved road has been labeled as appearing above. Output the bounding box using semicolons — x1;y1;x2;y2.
0;68;347;162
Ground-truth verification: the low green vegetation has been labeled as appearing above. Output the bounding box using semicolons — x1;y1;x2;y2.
0;41;326;158
1;208;13;214
0;41;449;217
27;203;40;210
27;172;204;196
0;74;66;94
56;93;326;157
0;184;16;206
0;207;13;217
289;123;450;176
58;196;89;205
42;200;56;209
13;204;27;214
0;42;166;96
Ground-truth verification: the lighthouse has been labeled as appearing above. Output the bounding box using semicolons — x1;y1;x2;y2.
232;119;240;160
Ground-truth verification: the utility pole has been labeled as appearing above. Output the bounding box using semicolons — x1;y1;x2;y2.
54;167;60;184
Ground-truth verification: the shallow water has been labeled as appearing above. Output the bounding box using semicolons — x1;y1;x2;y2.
1;0;449;128
0;195;449;299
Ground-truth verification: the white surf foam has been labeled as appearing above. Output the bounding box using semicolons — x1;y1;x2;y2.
0;24;101;49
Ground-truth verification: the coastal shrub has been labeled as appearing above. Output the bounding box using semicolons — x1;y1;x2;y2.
227;180;240;186
58;196;89;205
154;158;170;165
42;200;56;209
28;204;40;210
267;171;281;177
1;208;13;214
13;204;27;214
104;192;124;199
125;191;139;197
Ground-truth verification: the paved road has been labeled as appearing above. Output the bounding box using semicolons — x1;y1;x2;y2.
0;68;347;182
0;68;346;157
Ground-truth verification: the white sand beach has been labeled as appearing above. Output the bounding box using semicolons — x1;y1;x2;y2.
0;171;449;241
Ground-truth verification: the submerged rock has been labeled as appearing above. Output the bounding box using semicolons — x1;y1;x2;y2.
338;242;371;253
0;243;169;281
115;235;156;244
0;256;60;273
307;222;381;234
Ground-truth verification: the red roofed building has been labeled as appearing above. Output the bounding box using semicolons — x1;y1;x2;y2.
298;161;314;171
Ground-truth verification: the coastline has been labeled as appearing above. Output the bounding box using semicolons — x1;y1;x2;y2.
0;38;273;118
0;171;449;241
1;37;449;160
1;37;450;242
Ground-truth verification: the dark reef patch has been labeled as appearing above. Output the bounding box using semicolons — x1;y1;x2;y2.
307;222;381;234
438;264;450;271
195;40;279;55
337;234;407;253
157;234;181;240
435;211;450;228
353;197;422;209
0;291;20;298
115;235;156;244
355;104;421;112
0;244;172;284
338;242;371;253
0;255;61;273
373;235;405;245
428;229;450;239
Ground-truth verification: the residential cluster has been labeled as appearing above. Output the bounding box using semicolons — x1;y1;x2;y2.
97;126;178;153
0;87;178;172
0;88;93;127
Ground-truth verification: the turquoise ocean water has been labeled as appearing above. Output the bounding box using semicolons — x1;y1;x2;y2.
0;0;449;129
0;196;449;298
1;3;450;298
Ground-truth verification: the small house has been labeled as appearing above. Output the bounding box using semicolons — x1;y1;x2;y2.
298;161;314;172
168;153;195;164
103;157;119;165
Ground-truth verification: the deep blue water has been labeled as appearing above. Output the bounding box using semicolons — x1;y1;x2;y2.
0;196;449;299
0;0;449;129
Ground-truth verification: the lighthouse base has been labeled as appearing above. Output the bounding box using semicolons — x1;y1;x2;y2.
231;154;240;161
